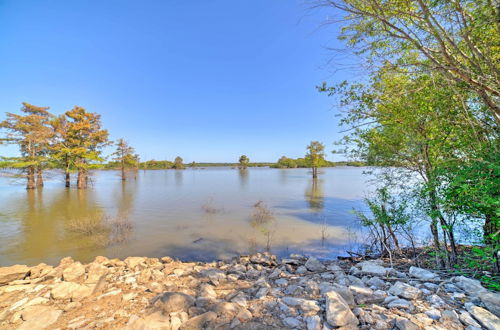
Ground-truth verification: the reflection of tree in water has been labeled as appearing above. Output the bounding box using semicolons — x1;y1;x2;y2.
238;168;248;188
305;178;325;212
175;170;183;186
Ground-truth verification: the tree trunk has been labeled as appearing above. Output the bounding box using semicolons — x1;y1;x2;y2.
77;168;87;189
36;166;44;187
121;161;126;181
65;171;70;188
484;214;498;244
312;167;317;178
26;166;36;190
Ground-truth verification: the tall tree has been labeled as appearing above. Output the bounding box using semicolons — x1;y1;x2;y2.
239;155;249;169
50;115;73;187
0;103;54;189
317;0;500;124
64;106;109;189
112;138;136;181
173;156;185;169
305;141;325;178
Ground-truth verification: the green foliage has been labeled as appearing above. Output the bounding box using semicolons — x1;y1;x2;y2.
139;160;173;169
239;155;249;169
173;156;185;170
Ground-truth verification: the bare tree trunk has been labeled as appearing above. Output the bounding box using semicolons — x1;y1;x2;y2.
121;161;126;181
26;166;36;190
65;171;70;188
386;223;401;252
312;167;317;178
36;166;44;187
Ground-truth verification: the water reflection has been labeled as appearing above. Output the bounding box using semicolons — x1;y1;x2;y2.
0;167;372;265
305;178;324;213
238;168;248;188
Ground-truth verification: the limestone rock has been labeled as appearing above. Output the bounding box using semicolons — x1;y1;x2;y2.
18;305;62;330
454;276;487;296
0;264;29;285
325;291;359;327
409;266;439;280
481;291;500;318
158;292;195;314
179;311;216;330
62;262;86;282
388;282;421;300
358;261;387;276
305;257;325;272
51;281;92;300
467;305;500;330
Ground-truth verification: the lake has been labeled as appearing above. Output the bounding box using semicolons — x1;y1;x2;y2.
0;167;375;266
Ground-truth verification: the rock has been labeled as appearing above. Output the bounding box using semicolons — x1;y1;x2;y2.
158;292;195;314
296;266;308;274
275;278;288;286
387;298;411;309
395;318;419;330
427;294;446;307
180;311;216;330
305;315;322;330
305;257;325;272
281;297;320;314
366;276;386;289
62;262;86;282
454;276;487;296
388;282;421;300
358;261;387;276
459;311;482;328
330;285;356;307
51;281;92;300
425;308;441;320
127;311;170;329
467;305;500;330
283;317;302;328
325;291;359;327
409;266;439;280
0;264;30;285
85;263;108;284
18;305;62;330
236;308;252;322
481;292;500;317
124;257;146;270
29;263;53;279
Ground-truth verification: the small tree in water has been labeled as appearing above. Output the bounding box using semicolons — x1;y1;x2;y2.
64;107;109;189
0;103;54;189
173;156;185;169
239;155;249;169
112;138;136;181
305;141;325;178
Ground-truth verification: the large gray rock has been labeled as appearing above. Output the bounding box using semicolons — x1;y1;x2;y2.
388;281;421;300
158;292;195;314
305;257;325;272
481;291;500;318
409;266;439;280
325;291;359;327
305;315;322;330
467;305;500;330
395;318;419;330
282;317;302;328
0;264;30;285
454;276;487;296
359;261;387;276
387;298;412;309
18;305;62;330
281;297;320;314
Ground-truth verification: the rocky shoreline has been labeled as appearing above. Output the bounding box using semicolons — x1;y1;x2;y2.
0;253;499;330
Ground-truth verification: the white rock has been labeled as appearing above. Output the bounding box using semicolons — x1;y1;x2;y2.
325;291;359;327
388;282;421;300
305;257;325;272
409;266;439;280
467;305;500;330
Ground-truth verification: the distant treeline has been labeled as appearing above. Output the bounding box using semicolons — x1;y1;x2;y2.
270;156;365;168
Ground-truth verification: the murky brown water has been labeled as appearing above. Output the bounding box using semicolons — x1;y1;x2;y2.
0;167;373;266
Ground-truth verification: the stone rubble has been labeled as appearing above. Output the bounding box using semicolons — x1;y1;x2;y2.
0;254;498;329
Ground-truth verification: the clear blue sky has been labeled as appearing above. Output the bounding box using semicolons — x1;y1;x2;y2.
0;0;358;162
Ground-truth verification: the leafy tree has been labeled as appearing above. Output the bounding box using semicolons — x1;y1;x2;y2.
50;115;73;187
190;161;196;168
317;0;500;124
64;106;110;189
112;138;136;181
305;141;325;178
0;103;54;189
239;155;249;169
173;156;185;169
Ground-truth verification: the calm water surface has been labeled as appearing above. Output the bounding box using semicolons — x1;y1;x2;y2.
0;167;375;266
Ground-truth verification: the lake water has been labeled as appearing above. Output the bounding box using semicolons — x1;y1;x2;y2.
0;167;375;266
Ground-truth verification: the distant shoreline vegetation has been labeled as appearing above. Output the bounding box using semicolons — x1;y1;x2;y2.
102;159;366;170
